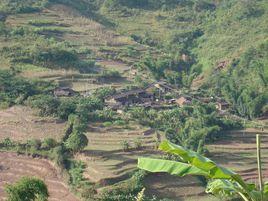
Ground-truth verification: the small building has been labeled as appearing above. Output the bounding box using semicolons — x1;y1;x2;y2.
54;87;77;97
176;96;192;107
216;100;230;111
145;81;175;100
105;89;153;108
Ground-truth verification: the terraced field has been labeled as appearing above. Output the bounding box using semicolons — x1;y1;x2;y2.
0;152;78;201
0;106;65;141
76;123;217;201
208;128;268;183
77;124;160;187
3;4;156;92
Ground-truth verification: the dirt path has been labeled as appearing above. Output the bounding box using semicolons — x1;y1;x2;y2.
0;152;79;201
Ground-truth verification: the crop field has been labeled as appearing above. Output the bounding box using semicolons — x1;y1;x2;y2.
0;106;65;141
78;123;160;186
0;152;78;201
75;123;216;200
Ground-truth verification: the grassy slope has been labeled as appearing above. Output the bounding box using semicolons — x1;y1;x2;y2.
100;0;268;76
194;0;268;72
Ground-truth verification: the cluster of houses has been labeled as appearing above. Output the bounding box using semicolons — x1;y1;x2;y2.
53;81;230;113
104;81;230;112
105;81;177;110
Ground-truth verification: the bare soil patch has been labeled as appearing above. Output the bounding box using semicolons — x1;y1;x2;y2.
0;152;79;201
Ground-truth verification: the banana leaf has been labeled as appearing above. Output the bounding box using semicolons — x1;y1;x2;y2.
159;140;249;192
137;140;258;200
138;158;210;177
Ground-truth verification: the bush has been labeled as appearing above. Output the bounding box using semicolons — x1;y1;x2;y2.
121;140;130;151
64;131;88;153
57;99;77;120
27;95;60;116
68;160;86;187
99;69;121;79
133;138;143;150
41;138;57;150
103;121;113;127
1;138;15;147
81;185;96;199
5;177;49;201
0;70;37;105
26;139;42;150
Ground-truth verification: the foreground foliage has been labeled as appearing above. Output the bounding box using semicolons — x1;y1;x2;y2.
5;177;48;201
138;140;268;201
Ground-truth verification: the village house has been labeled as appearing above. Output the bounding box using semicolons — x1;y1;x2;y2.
146;81;175;94
105;89;154;109
54;87;78;97
176;96;192;107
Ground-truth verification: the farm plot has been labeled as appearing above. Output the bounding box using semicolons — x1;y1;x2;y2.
78;123;160;186
0;152;79;201
0;106;65;141
208;128;268;183
77;123;216;200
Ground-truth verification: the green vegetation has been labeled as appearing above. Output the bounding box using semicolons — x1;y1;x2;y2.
0;0;49;14
0;70;55;107
130;102;242;152
206;41;268;119
5;177;48;201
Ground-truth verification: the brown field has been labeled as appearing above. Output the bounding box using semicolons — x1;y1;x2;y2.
0;152;79;201
0;106;66;142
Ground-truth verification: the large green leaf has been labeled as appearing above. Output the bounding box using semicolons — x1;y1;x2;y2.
138;140;258;200
206;179;241;198
138;158;210;177
159;140;249;191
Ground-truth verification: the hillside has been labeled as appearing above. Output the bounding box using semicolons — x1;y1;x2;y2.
0;0;268;201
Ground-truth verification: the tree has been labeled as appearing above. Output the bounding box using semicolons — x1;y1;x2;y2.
138;140;268;201
5;177;48;201
65;131;88;153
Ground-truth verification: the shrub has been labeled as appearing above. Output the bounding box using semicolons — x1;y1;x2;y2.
64;131;88;153
41;138;57;150
121;140;130;151
103;121;113;127
5;177;48;201
99;69;121;79
133;138;143;150
27;95;60;116
68;161;85;187
26;139;42;150
57;99;77;120
1;138;14;147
